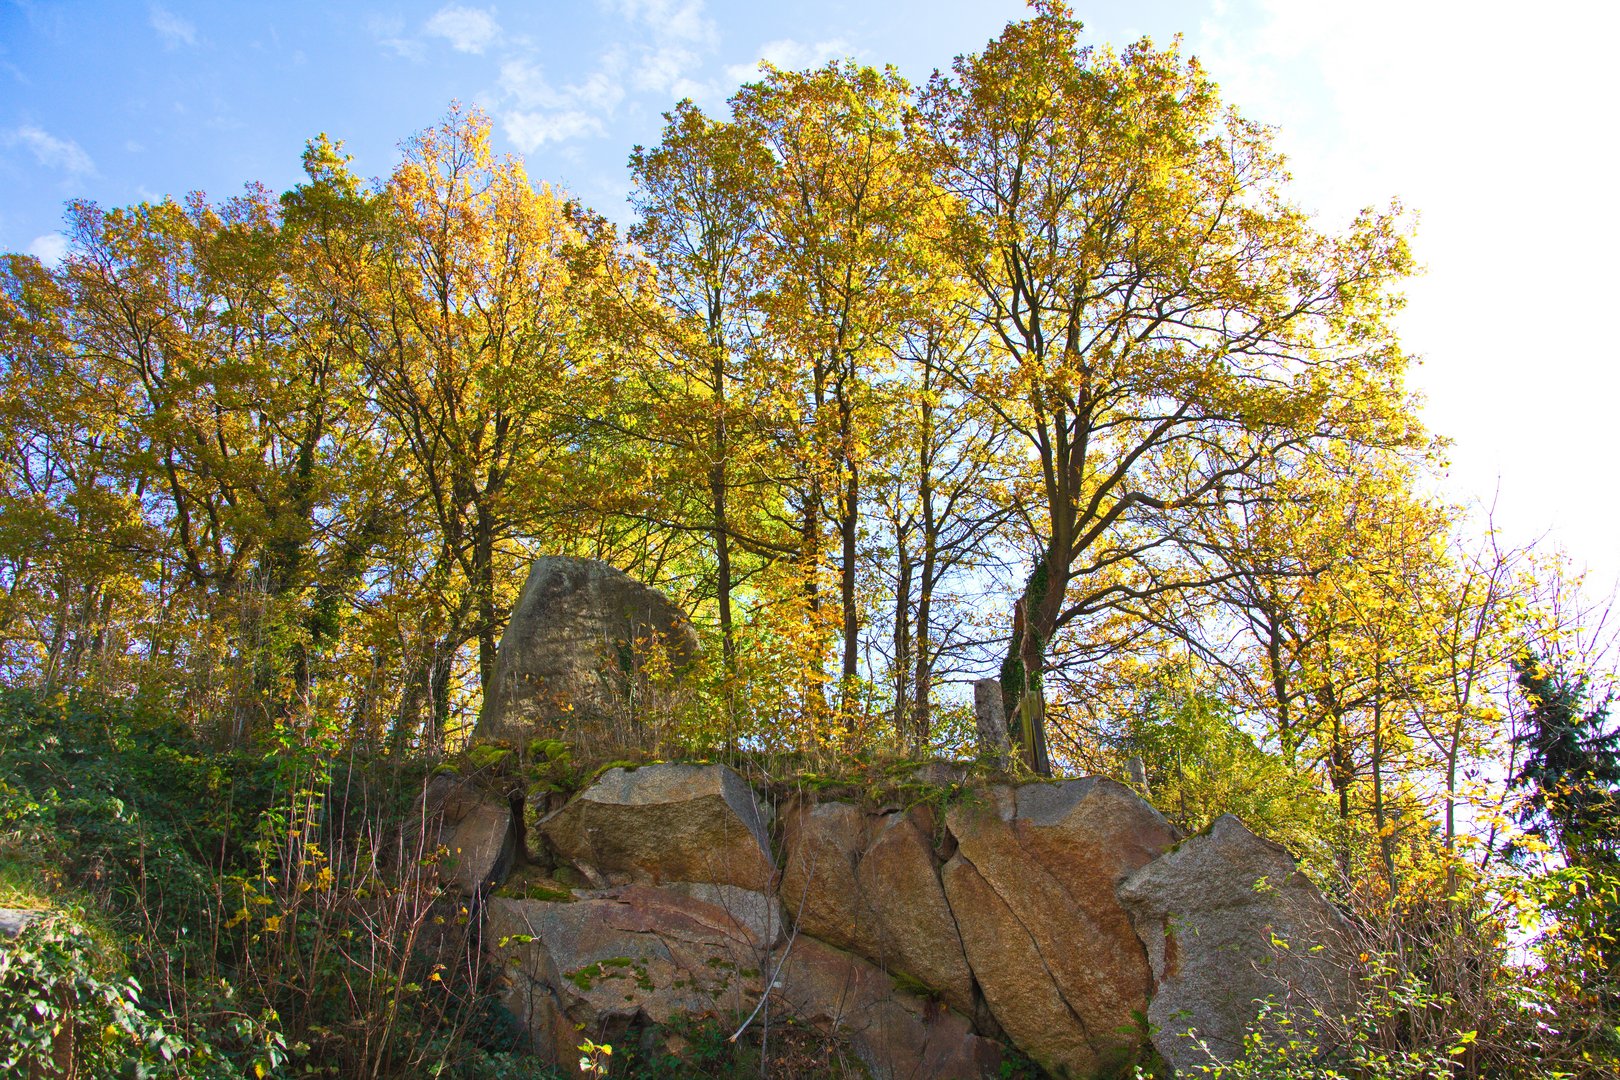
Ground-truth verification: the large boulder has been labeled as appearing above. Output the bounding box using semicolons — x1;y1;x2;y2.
488;884;770;1065
538;764;776;892
1116;814;1357;1074
478;557;698;748
0;908;43;937
420;773;516;896
780;800;975;1016
940;779;1178;1078
772;935;1002;1080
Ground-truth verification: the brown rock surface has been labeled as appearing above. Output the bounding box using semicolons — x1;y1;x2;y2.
478;557;697;748
1116;813;1356;1074
420;773;516;896
772;935;1001;1080
780;799;975;1016
941;779;1177;1077
488;885;769;1061
539;764;776;891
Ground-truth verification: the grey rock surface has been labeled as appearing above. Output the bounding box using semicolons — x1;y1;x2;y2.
1116;813;1357;1074
659;881;785;949
478;557;698;748
539;764;777;891
972;679;1011;765
0;908;43;937
488;885;767;1064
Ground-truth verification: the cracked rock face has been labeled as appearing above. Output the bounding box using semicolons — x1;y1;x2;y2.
1117;814;1357;1075
772;935;1003;1080
780;799;975;1016
941;779;1179;1078
540;763;776;892
487;760;1357;1079
420;773;516;896
489;885;768;1065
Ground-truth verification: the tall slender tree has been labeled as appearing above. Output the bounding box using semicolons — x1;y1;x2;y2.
922;4;1414;772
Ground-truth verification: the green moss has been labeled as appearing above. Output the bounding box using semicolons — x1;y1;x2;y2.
589;759;647;782
466;741;515;771
526;737;570;763
889;969;941;1002
566;962;603;990
494;880;574;903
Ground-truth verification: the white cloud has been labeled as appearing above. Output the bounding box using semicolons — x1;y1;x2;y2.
604;0;715;46
497;49;630;150
492;0;720;147
726;38;850;84
573;55;629;111
424;5;501;54
369;14;424;60
27;233;68;264
503;109;605;151
500;58;566;109
602;0;718;98
148;4;197;48
502;53;625;113
9;125;94;175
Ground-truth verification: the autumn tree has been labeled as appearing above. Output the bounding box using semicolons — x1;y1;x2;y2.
625;100;791;715
875;310;1019;750
922;4;1414;772
0;253;155;691
28;175;407;738
336;106;612;747
735;62;943;724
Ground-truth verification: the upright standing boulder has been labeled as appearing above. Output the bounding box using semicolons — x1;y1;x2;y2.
1116;814;1357;1074
478;557;698;750
972;679;1012;765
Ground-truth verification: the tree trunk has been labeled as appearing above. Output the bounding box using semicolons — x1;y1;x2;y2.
912;543;935;751
1002;558;1057;775
893;540;913;747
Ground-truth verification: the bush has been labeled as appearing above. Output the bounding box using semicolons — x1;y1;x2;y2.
0;688;530;1077
0;911;286;1079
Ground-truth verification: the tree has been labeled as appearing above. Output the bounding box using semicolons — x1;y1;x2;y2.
0;253;155;692
626;100;788;722
338;105;612;747
874;309;1017;750
737;61;941;723
1511;650;1620;1023
46;174;399;738
922;3;1414;773
1513;652;1620;865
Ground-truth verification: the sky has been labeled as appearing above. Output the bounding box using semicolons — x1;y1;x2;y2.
3;0;1618;596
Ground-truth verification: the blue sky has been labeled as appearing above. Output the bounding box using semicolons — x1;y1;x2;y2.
4;0;1619;595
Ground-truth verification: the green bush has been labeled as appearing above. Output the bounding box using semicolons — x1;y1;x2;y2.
0;911;286;1079
0;688;533;1077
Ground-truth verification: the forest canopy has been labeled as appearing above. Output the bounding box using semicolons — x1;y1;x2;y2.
3;3;1619;1075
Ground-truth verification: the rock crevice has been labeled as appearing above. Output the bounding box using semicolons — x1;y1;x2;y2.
447;760;1353;1078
